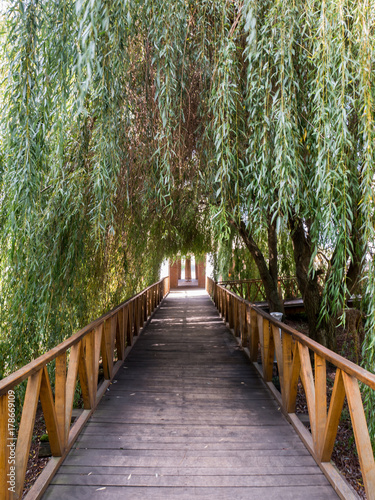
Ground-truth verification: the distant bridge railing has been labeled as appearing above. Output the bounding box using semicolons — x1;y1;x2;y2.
207;277;375;500
218;277;300;302
0;277;170;500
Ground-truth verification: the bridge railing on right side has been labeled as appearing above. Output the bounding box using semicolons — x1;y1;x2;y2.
207;277;375;500
218;277;300;302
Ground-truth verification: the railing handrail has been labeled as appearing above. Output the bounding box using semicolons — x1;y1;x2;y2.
218;276;297;283
0;278;169;396
206;277;375;500
213;283;375;389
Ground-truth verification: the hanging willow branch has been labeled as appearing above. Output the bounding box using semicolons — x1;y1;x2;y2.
0;0;375;443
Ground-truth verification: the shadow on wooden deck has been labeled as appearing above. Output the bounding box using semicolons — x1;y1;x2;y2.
43;289;338;500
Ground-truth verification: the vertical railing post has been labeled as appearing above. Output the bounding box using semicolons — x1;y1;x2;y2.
259;317;273;382
314;353;327;457
249;308;259;362
55;353;67;447
281;332;293;409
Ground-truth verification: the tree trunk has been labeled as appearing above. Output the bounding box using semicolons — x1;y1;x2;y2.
232;219;284;314
288;214;336;349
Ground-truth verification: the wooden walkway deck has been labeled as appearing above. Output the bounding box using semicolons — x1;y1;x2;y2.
43;288;339;499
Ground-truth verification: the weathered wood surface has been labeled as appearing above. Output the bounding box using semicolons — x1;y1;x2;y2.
43;289;338;499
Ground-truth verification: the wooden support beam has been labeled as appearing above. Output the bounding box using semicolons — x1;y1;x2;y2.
249;308;259;363
83;330;96;408
258;317;273;381
93;324;103;401
240;303;247;345
116;309;125;361
15;370;43;498
233;298;238;335
320;369;346;462
78;340;91;409
65;343;80;446
134;299;140;336
343;373;375;500
272;323;283;389
286;342;301;413
126;302;133;346
39;367;63;456
281;331;293;409
100;320;110;380
298;343;316;440
55;353;66;448
314;353;327;457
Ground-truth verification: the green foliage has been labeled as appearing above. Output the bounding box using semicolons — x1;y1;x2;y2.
1;0;375;445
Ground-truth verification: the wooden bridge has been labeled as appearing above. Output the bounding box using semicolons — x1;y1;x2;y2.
1;278;375;499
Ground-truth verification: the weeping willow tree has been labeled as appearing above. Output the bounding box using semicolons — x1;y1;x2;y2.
0;0;214;377
198;0;375;437
124;0;375;436
0;0;375;438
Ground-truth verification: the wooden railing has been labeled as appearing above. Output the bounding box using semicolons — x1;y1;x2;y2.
207;277;375;500
0;277;170;500
218;277;300;302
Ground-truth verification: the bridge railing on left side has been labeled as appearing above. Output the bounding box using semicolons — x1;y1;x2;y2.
207;277;375;500
0;277;170;500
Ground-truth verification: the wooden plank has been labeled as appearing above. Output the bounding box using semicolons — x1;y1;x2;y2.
74;435;306;449
134;298;140;336
42;485;338;500
272;323;283;388
286;342;301;413
57;464;329;476
249;309;259;363
15;369;43;498
342;373;375;500
229;295;234;330
281;331;293;409
320;369;346;462
39;367;63;456
314;353;327;457
84;330;96;408
68;446;311;458
65;343;81;445
51;472;331;487
225;292;229;324
298;343;316;440
257;314;264;369
61;451;318;468
93;324;103;401
127;301;134;344
240;303;247;346
55;353;66;447
78;340;91;410
100;320;111;380
109;316;117;373
123;305;129;348
260;317;273;381
116;309;125;361
233;297;238;335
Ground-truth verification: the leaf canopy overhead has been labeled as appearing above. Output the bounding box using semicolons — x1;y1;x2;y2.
0;1;374;391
